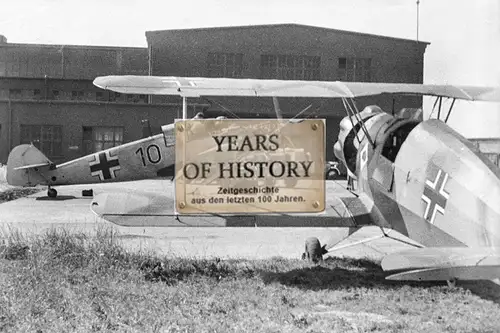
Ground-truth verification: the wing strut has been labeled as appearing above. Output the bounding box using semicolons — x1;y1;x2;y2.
182;97;187;120
437;96;443;120
444;98;456;123
430;96;456;123
342;98;361;145
272;97;283;120
342;97;375;148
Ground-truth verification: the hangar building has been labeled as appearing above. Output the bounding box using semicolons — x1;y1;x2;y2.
0;24;429;164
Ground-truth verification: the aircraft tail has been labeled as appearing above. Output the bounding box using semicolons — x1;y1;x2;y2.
6;144;53;186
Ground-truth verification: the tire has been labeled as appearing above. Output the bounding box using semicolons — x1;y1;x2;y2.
302;237;325;264
327;169;339;180
47;188;58;198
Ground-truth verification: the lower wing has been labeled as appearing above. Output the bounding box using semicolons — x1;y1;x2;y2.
381;247;500;281
90;189;371;228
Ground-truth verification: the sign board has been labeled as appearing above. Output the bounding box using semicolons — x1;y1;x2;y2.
175;119;325;214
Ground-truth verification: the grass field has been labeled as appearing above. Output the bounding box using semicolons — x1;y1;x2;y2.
1;225;499;333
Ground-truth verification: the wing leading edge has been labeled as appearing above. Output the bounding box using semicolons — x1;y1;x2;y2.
93;75;500;102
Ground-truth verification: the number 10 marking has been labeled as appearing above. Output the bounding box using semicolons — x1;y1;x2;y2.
136;144;162;166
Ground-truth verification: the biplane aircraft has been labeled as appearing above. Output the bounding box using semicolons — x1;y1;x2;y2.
89;75;500;287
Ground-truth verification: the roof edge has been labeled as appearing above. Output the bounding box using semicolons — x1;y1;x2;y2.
0;42;147;51
146;23;430;45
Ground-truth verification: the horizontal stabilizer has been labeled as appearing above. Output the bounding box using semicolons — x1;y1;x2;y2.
14;162;52;170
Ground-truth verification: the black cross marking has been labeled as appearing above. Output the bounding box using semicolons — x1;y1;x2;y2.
89;151;120;181
421;168;450;224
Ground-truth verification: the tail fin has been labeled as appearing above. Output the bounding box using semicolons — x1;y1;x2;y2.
6;144;53;186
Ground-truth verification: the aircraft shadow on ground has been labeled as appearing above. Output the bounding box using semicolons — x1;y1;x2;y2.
36;195;78;201
259;257;500;304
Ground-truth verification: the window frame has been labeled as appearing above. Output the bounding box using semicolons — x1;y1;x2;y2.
83;126;124;153
337;57;372;82
20;124;63;158
260;54;321;80
206;52;244;78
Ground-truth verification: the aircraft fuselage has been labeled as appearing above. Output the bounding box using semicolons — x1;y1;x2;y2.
12;124;177;187
337;107;500;249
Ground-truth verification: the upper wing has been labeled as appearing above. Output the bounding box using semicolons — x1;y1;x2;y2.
93;75;500;102
381;247;500;281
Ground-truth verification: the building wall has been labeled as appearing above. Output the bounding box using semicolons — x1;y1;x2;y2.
0;100;206;164
147;24;426;84
0;77;150;103
0;42;157;164
0;43;148;79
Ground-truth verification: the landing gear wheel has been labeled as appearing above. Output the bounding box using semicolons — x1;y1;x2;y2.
301;237;325;264
327;170;339;180
47;188;58;198
447;278;457;288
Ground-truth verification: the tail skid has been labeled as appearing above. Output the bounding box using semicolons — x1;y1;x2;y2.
7;144;53;187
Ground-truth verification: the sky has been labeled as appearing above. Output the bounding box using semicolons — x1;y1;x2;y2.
1;0;499;138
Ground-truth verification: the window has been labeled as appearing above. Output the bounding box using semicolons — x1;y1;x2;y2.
83;126;124;153
52;90;60;100
71;91;84;101
483;152;499;166
0;61;5;76
126;94;138;103
260;54;321;80
9;89;22;99
20;125;63;157
96;91;107;101
33;89;42;100
109;92;121;102
338;57;372;81
124;94;148;103
207;52;243;78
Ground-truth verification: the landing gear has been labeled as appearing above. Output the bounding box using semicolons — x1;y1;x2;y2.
301;237;328;264
47;187;58;198
327;169;340;180
447;278;457;288
347;176;355;191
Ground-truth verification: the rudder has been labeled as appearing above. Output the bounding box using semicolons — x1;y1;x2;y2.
6;144;53;186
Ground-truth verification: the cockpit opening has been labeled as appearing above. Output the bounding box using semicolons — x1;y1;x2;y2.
381;121;420;162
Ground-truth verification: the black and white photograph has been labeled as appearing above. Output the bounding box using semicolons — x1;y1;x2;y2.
1;1;499;332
